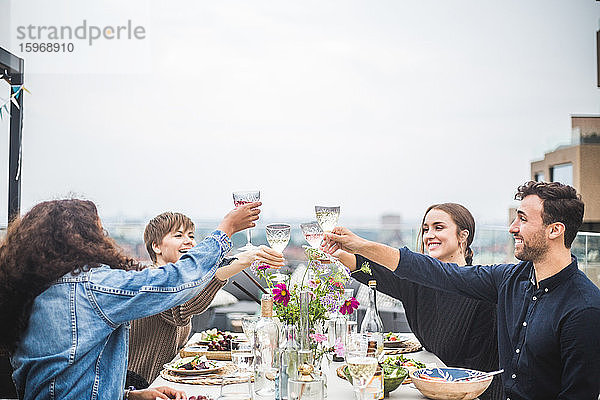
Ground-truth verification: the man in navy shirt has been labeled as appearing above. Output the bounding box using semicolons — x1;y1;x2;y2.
323;181;600;400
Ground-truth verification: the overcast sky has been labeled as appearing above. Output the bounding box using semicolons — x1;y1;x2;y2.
0;0;598;227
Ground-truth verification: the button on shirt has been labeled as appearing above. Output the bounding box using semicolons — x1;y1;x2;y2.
393;248;600;400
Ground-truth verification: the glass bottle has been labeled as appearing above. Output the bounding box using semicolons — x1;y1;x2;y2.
360;280;384;400
279;324;298;400
254;293;280;399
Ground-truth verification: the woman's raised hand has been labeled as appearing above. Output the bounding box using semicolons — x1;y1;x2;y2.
217;201;261;238
322;226;367;255
237;245;285;269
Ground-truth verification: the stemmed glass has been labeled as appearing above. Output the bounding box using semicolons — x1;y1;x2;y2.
300;221;324;248
346;350;378;400
314;206;340;233
241;316;259;347
265;223;291;283
233;190;260;251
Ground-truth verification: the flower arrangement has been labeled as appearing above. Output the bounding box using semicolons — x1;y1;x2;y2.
252;247;358;326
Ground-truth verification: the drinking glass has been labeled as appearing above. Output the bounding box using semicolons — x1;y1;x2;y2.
217;377;253;400
345;350;378;400
300;221;324;248
241;316;259;347
344;288;358;336
233;190;260;250
266;223;291;283
314;206;340;233
231;339;254;374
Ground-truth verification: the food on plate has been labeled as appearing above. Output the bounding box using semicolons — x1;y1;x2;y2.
188;396;213;400
197;328;234;351
173;355;219;371
383;355;426;370
384;332;406;342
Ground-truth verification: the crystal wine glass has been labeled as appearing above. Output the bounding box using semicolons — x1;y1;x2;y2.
314;205;340;233
241;315;259;347
300;221;324;248
346;350;378;400
231;339;254;378
265;223;291;282
233;190;260;251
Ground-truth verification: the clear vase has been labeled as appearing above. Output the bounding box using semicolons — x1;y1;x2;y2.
280;324;299;400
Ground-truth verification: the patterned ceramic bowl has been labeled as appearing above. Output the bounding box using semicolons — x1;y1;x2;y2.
410;367;493;400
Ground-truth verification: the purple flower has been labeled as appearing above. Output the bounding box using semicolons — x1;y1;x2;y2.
339;297;359;315
319;293;340;313
272;283;291;306
310;333;328;343
334;338;345;357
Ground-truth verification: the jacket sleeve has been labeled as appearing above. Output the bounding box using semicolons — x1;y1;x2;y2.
159;276;227;326
352;254;413;303
393;247;507;304
87;230;232;327
557;307;600;400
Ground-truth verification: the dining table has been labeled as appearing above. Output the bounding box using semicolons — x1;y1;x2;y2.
151;332;451;400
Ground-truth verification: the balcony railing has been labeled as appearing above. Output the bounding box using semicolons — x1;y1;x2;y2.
1;223;599;287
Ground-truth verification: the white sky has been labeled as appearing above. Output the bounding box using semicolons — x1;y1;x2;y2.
0;0;599;227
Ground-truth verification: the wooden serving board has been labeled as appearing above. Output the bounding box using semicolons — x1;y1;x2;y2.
179;348;232;361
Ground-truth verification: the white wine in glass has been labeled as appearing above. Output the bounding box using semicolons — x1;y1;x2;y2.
265;223;290;282
315;205;340;232
233;190;260;251
300;221;324;248
346;351;378;400
265;223;291;253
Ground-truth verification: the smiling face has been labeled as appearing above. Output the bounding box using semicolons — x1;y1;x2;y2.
152;225;197;265
509;195;549;262
422;209;468;264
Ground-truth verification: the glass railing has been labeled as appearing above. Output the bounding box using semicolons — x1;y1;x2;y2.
1;223;599;287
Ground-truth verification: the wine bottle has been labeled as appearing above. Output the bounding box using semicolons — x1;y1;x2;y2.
254;293;280;399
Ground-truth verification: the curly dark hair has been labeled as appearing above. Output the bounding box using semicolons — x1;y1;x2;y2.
515;181;584;248
0;199;140;353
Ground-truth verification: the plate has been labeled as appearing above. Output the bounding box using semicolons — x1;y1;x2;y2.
384;334;411;348
163;357;225;375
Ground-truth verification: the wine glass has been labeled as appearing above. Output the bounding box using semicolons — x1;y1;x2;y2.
231;339;254;377
346;350;378;400
241;315;259;347
233;190;260;251
300;221;324;248
266;223;290;282
314;205;340;233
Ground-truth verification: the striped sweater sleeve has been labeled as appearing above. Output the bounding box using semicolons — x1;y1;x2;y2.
158;276;227;326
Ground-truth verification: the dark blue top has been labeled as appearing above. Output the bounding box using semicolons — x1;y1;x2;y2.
393;247;600;400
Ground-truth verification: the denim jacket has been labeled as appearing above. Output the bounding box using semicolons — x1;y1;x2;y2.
11;230;232;400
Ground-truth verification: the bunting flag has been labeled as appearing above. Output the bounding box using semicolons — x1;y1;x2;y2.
0;84;29;120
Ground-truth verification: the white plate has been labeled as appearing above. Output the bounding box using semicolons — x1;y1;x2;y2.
163;357;225;375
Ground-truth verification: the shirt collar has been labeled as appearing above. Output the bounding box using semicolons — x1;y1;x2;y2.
530;255;578;292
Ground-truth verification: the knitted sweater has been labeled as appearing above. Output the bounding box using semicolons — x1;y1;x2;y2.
128;276;226;382
353;255;504;400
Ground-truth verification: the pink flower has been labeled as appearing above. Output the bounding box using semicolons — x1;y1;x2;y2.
332;281;344;289
251;260;270;271
308;279;319;289
339;297;359;315
309;333;328;344
272;283;291;306
334;338;345;357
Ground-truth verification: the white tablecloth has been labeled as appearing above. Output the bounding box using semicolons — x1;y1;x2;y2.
151;333;444;399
